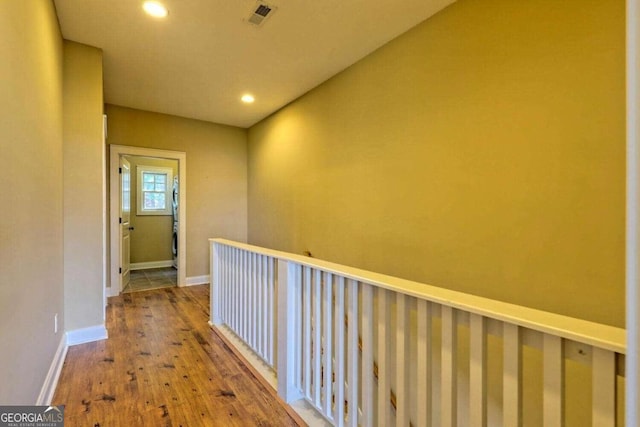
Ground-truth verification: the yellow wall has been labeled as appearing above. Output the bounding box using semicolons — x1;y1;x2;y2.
125;156;178;264
0;0;64;403
106;105;248;279
63;40;105;331
248;0;625;326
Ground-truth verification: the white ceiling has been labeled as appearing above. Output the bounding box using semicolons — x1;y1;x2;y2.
54;0;454;128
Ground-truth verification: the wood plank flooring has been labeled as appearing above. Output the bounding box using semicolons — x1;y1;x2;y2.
52;285;301;427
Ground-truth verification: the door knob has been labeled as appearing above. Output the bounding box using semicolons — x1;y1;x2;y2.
128;226;135;231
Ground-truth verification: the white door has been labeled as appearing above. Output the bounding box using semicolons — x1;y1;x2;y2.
120;157;132;290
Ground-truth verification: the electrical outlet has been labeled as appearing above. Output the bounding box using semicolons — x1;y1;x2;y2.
54;313;58;334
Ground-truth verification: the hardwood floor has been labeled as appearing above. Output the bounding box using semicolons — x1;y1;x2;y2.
53;285;301;427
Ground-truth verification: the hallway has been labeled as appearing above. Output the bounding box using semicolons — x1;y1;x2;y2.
52;285;301;426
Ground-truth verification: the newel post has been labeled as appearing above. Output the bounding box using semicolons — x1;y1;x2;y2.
277;259;303;403
209;240;222;326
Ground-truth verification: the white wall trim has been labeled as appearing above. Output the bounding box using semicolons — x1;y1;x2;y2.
107;285;120;298
35;325;108;403
184;275;210;286
66;325;108;346
627;0;639;424
131;260;174;270
212;323;330;427
102;115;108;318
36;335;68;405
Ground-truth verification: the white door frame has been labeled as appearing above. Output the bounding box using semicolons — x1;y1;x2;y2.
627;0;640;424
109;144;187;294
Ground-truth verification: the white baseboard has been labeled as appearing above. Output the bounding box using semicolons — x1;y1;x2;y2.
66;325;108;346
107;285;120;297
214;324;277;388
211;323;331;427
130;260;174;270
183;275;210;287
36;335;68;405
37;326;109;405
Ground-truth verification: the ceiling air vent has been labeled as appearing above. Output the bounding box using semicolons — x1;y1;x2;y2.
247;1;276;27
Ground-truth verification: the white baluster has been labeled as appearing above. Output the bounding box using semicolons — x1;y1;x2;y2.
313;269;322;407
242;250;248;341
592;347;616;427
246;252;252;345
245;251;250;341
417;299;433;427
304;266;312;399
232;248;238;332
256;254;263;358
224;246;229;323
227;247;232;324
238;250;243;338
378;288;390;427
503;323;522;427
250;253;257;350
441;305;457;427
470;313;487;427
295;264;303;395
323;272;334;418
261;255;267;360
335;276;346;426
361;284;374;426
267;257;274;365
346;279;359;427
233;249;242;335
256;254;262;353
272;257;277;364
543;334;564;427
396;293;410;427
224;246;230;324
236;248;242;335
221;246;228;323
247;251;251;342
246;251;251;342
244;250;249;342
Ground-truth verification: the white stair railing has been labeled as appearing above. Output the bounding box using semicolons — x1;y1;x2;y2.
210;238;626;427
211;242;277;368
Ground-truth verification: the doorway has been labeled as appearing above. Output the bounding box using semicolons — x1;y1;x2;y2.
109;145;186;295
123;155;178;292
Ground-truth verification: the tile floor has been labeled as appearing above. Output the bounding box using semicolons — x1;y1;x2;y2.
123;267;177;293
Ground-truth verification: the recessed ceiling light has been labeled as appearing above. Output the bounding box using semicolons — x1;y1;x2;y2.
143;1;168;18
241;94;255;104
